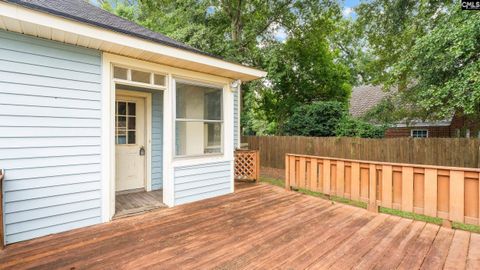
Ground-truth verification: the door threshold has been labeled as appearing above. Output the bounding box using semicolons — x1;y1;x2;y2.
115;188;145;196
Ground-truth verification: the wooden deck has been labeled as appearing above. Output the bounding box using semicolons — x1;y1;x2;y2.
115;189;166;218
1;183;479;269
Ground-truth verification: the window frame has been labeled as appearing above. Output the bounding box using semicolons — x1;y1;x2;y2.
115;99;137;145
173;78;225;158
411;129;429;138
112;64;167;90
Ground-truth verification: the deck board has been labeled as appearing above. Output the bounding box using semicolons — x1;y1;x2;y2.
0;183;478;270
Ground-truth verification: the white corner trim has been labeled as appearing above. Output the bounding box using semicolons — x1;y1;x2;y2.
102;52;238;212
0;1;267;80
163;74;174;207
101;55;114;222
115;90;153;192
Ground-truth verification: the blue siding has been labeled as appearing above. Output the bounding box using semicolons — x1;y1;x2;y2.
151;91;163;189
0;30;102;244
233;89;239;148
174;161;232;205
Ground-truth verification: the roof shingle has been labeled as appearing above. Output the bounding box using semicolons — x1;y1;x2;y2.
349;85;391;117
5;0;218;58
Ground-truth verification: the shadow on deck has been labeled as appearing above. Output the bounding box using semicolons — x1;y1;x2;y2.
1;183;479;269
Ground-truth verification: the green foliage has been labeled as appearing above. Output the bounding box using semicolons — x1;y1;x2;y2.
335;117;385;138
283;101;384;138
362;98;398;125
283;101;346;137
99;0;353;135
354;1;479;122
394;6;480;119
379;207;443;225
331;20;376;86
241;83;277;135
355;0;452;88
263;20;352;132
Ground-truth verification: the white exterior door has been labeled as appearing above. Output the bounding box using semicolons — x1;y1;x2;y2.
115;95;146;191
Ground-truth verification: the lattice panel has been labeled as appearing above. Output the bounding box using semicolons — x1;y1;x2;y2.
235;150;260;181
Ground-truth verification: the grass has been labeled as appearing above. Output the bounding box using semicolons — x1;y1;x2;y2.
453;222;480;233
259;176;284;188
379;207;443;225
259;176;480;234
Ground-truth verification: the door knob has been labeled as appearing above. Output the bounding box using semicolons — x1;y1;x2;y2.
139;146;145;156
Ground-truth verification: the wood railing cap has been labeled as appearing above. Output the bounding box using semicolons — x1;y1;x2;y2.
285;153;480;173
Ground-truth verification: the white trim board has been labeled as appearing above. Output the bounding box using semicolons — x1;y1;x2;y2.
115;89;153;192
0;1;267;81
102;52;236;217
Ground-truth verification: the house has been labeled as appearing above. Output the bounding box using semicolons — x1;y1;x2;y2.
0;0;266;245
350;85;479;138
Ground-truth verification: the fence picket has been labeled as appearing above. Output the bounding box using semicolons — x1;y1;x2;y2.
402;167;414;212
323;160;331;194
337;161;345;197
382;165;393;208
450;171;465;222
244;136;480;169
424;169;438;217
285;154;480;225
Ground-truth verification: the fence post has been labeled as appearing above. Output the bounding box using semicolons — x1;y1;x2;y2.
285;155;290;190
256;150;260;182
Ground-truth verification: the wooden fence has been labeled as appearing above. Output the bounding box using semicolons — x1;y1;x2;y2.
234;150;260;182
244;136;480;169
285;154;480;225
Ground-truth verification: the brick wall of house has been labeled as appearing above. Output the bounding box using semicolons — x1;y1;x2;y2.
385;115;480;138
450;114;480;137
385;126;451;138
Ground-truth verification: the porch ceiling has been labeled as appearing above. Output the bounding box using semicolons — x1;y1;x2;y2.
0;1;267;82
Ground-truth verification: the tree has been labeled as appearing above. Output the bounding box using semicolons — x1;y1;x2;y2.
355;0;453;90
260;13;352;133
393;5;480;120
330;19;375;86
98;0;353;135
283;101;346;137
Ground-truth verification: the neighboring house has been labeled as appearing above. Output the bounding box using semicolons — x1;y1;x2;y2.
350;86;479;138
0;0;266;244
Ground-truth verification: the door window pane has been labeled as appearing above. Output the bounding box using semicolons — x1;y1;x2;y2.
116;100;137;145
117;116;126;128
127;102;136;116
127;116;136;129
128;131;136;144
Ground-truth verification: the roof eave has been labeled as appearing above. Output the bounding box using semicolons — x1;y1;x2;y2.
0;1;267;81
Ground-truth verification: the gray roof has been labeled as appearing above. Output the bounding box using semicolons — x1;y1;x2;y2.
349;85;390;117
4;0;216;58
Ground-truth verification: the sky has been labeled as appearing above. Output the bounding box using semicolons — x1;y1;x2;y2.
342;0;361;19
272;0;361;41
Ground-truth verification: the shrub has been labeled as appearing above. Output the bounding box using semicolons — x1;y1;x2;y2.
335;116;385;138
283;101;346;136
